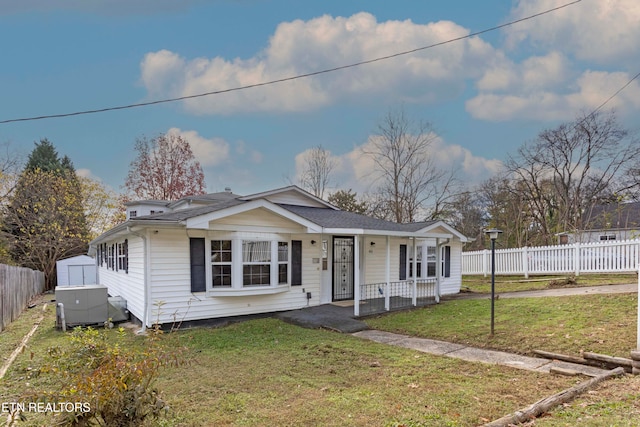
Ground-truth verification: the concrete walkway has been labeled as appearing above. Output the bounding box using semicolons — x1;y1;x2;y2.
353;330;609;377
442;283;637;301
277;284;637;376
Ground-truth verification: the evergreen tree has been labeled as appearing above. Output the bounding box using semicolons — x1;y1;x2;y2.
24;138;62;173
2;140;90;289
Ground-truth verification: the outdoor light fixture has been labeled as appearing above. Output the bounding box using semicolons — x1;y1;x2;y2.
310;240;316;245
370;241;376;246
485;229;502;335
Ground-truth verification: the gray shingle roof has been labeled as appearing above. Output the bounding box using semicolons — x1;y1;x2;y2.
133;199;246;221
278;204;437;232
585;202;640;230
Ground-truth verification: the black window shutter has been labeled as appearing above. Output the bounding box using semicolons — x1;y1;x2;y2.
190;238;206;292
444;246;451;278
399;244;407;280
124;239;129;274
291;240;302;286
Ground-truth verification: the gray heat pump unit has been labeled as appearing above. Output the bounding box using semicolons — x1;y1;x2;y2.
55;284;109;327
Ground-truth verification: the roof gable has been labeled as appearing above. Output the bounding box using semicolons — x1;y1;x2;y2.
185;199;321;231
240;185;336;209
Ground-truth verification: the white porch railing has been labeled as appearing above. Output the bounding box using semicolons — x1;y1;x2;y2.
357;278;438;316
462;239;640;277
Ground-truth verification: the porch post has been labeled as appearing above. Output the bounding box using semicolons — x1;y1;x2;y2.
435;238;441;303
354;235;360;317
385;235;390;311
412;238;417;306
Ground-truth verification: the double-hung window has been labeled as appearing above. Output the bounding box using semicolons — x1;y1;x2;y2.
242;241;271;286
211;240;232;287
426;246;437;277
278;242;288;284
408;245;423;278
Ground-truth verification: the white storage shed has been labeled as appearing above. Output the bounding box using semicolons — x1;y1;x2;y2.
56;255;97;287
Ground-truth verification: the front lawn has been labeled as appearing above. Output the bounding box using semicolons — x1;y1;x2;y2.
365;293;637;357
1;290;639;426
462;273;637;294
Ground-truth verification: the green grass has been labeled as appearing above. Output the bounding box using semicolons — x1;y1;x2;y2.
462;273;637;293
154;320;576;426
365;293;637;357
1;287;640;426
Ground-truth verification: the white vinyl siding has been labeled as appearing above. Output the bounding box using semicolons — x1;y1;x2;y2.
97;236;145;322
144;229;319;326
439;240;463;295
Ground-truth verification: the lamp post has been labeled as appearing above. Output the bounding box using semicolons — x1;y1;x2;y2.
485;229;502;336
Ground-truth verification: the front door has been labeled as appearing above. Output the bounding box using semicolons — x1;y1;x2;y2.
332;236;354;301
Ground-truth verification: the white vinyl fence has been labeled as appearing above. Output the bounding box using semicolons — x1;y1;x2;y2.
463;239;640;277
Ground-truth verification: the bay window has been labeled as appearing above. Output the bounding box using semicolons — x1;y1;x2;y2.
201;236;298;294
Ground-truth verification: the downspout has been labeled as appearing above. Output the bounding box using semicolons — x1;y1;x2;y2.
88;243;99;284
128;226;150;333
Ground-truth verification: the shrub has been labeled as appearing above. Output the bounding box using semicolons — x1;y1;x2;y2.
31;326;182;426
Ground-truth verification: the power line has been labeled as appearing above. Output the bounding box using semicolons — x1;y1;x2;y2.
0;0;583;124
591;71;640;115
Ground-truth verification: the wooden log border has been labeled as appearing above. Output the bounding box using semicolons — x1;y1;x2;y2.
483;367;625;427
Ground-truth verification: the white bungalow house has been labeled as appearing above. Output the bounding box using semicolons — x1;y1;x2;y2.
89;186;467;329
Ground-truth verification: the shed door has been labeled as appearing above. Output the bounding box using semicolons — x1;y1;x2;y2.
68;266;85;286
68;265;97;286
332;237;354;301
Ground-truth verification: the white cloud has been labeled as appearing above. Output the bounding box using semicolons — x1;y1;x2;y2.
166;127;230;166
467;69;640;122
140;12;498;115
505;0;640;65
75;168;94;179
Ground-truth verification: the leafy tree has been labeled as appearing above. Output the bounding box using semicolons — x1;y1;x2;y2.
327;189;368;214
363;107;455;223
124;133;206;201
79;176;121;240
298;145;336;199
2;140;89;289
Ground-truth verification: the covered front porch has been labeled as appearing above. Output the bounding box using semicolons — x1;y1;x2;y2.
319;230;454;318
357;278;438;316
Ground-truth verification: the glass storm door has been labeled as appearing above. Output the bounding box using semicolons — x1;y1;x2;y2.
332;237;354;301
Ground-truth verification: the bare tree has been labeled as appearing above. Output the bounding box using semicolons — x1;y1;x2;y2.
298;145;336;199
0;141;23;207
124;133;206;201
505;110;639;244
364;107;454;223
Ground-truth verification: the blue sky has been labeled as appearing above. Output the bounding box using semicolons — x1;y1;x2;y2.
1;0;639;197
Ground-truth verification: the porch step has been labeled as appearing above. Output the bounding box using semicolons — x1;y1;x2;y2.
276;304;368;333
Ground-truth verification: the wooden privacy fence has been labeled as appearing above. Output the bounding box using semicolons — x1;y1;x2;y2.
463;239;640;277
0;264;45;332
